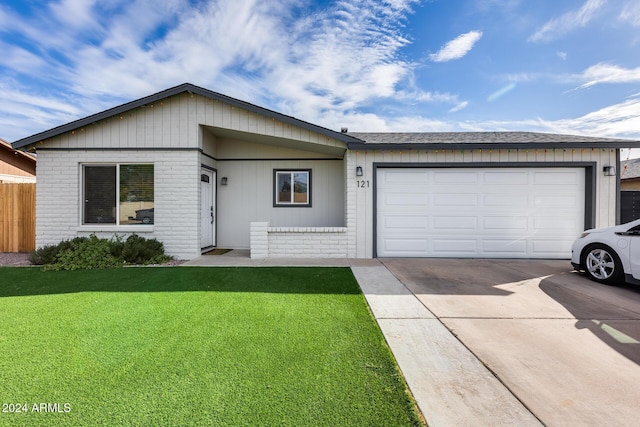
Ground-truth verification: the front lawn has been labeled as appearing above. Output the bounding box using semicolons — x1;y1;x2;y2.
0;267;422;426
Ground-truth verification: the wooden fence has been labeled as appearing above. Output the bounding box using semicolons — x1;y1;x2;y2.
0;183;36;252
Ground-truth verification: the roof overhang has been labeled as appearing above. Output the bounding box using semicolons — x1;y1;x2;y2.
1;138;36;162
203;126;347;157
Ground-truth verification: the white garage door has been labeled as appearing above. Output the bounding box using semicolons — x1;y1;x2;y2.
377;167;585;258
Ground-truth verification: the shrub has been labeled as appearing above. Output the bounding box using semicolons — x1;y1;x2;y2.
29;244;60;265
29;234;171;270
46;235;123;271
29;237;89;265
122;234;170;265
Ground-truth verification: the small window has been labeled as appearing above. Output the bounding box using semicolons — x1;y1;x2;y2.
274;170;311;207
83;164;154;225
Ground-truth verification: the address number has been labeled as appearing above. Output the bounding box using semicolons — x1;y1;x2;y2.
357;180;370;188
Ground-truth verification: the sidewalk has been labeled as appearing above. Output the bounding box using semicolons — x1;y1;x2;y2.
183;252;541;426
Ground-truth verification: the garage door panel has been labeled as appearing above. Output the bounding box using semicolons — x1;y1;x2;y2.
482;239;527;254
382;192;428;207
433;217;477;230
434;193;478;207
382;238;429;255
483;216;528;230
382;170;429;184
483;193;528;207
483;171;528;185
533;171;580;185
384;215;428;230
533;194;580;209
434;171;478;184
377;167;585;259
534;216;577;229
432;239;478;254
531;239;573;255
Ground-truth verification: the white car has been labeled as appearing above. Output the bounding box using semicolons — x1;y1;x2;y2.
571;219;640;285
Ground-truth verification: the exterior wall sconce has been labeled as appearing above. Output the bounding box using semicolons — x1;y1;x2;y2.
602;166;615;176
356;166;363;177
221;177;228;185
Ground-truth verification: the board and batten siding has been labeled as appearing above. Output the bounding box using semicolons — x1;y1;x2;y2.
40;92;346;152
36;149;201;260
346;148;618;258
216;159;344;249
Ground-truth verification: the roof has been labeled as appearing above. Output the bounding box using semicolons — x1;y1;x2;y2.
11;83;364;149
0;137;36;162
347;131;640;150
622;158;640;180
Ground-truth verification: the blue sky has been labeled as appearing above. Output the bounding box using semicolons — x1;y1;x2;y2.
1;0;640;157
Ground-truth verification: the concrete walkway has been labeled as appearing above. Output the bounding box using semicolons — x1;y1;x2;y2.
182;252;541;426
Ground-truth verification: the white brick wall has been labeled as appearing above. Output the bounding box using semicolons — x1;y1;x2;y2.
36;149;201;260
249;222;348;258
250;222;269;258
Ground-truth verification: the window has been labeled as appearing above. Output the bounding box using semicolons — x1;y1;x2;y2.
274;170;311;207
83;164;154;225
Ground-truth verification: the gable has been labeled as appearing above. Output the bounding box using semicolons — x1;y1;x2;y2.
12;83;360;152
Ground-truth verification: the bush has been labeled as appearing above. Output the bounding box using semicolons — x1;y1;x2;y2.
46;235;123;271
122;234;170;265
29;234;171;270
29;244;60;265
29;237;89;265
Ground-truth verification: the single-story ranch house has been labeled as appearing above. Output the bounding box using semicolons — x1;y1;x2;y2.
12;83;640;260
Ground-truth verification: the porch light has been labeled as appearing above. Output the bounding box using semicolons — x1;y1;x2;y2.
221;177;228;185
356;166;363;177
602;166;615;176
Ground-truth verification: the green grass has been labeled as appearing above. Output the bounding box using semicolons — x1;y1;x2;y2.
0;267;422;426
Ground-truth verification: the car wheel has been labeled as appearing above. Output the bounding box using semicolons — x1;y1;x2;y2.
142;216;152;224
582;244;624;285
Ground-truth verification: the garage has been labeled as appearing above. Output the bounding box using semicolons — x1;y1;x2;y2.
376;167;586;258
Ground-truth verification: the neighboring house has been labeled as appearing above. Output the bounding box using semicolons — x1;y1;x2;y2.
0;137;35;183
11;83;640;260
621;158;640;190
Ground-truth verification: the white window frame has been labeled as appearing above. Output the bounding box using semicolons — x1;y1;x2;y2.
273;169;312;207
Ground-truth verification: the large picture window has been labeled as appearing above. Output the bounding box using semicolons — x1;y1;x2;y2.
274;170;311;207
83;164;154;225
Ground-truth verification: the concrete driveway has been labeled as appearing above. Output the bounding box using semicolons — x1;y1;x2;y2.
381;258;640;426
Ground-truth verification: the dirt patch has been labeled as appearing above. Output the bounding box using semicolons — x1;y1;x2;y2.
0;253;32;266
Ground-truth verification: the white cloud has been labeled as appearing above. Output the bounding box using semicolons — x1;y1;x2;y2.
458;96;640;140
557;51;567;60
529;0;606;42
574;63;640;89
620;2;640;26
449;101;469;113
429;31;483;62
3;0;435;140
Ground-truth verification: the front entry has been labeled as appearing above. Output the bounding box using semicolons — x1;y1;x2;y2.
201;168;216;249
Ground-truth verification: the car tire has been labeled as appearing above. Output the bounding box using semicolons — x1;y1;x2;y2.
582;244;624;285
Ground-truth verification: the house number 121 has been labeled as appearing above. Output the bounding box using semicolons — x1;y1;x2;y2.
357;180;370;188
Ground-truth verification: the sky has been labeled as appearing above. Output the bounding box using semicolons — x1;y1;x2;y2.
1;0;640;158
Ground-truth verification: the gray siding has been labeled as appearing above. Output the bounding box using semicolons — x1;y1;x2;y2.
216;159;344;249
